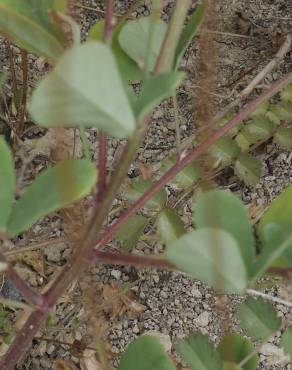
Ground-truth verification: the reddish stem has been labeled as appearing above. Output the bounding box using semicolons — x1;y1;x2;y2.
103;0;114;43
94;250;174;269
0;309;45;370
267;266;292;279
94;71;292;250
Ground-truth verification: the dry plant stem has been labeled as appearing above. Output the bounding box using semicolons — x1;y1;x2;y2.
17;49;28;136
95;70;292;251
154;0;192;73
216;32;292;120
7;42;17;101
0;4;193;367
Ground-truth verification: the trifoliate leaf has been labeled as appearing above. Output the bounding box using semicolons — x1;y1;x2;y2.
176;332;222;370
234;154;261;186
236;297;281;341
29;42;136;139
166;228;247;293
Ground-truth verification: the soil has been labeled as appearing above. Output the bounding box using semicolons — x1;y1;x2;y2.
0;0;291;369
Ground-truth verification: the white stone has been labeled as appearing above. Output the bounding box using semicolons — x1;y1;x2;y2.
260;343;290;366
195;311;209;327
110;269;121;280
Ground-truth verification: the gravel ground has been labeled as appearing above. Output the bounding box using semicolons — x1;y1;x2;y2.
0;0;291;369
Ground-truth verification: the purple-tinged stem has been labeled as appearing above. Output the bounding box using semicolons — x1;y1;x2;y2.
94;250;173;269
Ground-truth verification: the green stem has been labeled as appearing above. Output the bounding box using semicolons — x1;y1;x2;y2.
155;0;192;73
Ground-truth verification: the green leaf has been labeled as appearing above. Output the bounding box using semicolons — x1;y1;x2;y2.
118;16;167;72
274;127;292;149
250;101;270;118
236;297;281;341
235;130;256;152
29;42;136;139
281;326;292;359
157;208;185;245
265;109;281;126
252;223;292;277
194;190;255;275
118;336;175;370
256;186;292;272
258;185;292;240
245;116;275;141
176;332;222;370
7;159;97;236
0;0;66;60
271;101;292;121
218;333;258;370
132;72;184;121
173;4;205;70
166;228;247;293
115;214;149;251
124;179;167;210
210;136;240;167
234;154;261;186
280;84;292;102
161;157;200;189
88;20;104;42
0;137;15;231
89;20;142;82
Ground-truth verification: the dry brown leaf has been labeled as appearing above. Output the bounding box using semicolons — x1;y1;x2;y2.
246;200;266;224
54;360;79;370
8;250;46;276
50;128;82;161
80;349;102;370
61;201;86;244
102;283;145;319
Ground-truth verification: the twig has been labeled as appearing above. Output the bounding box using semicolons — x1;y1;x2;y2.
3;238;66;257
0;298;31;311
7;41;17;102
246;288;292;308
